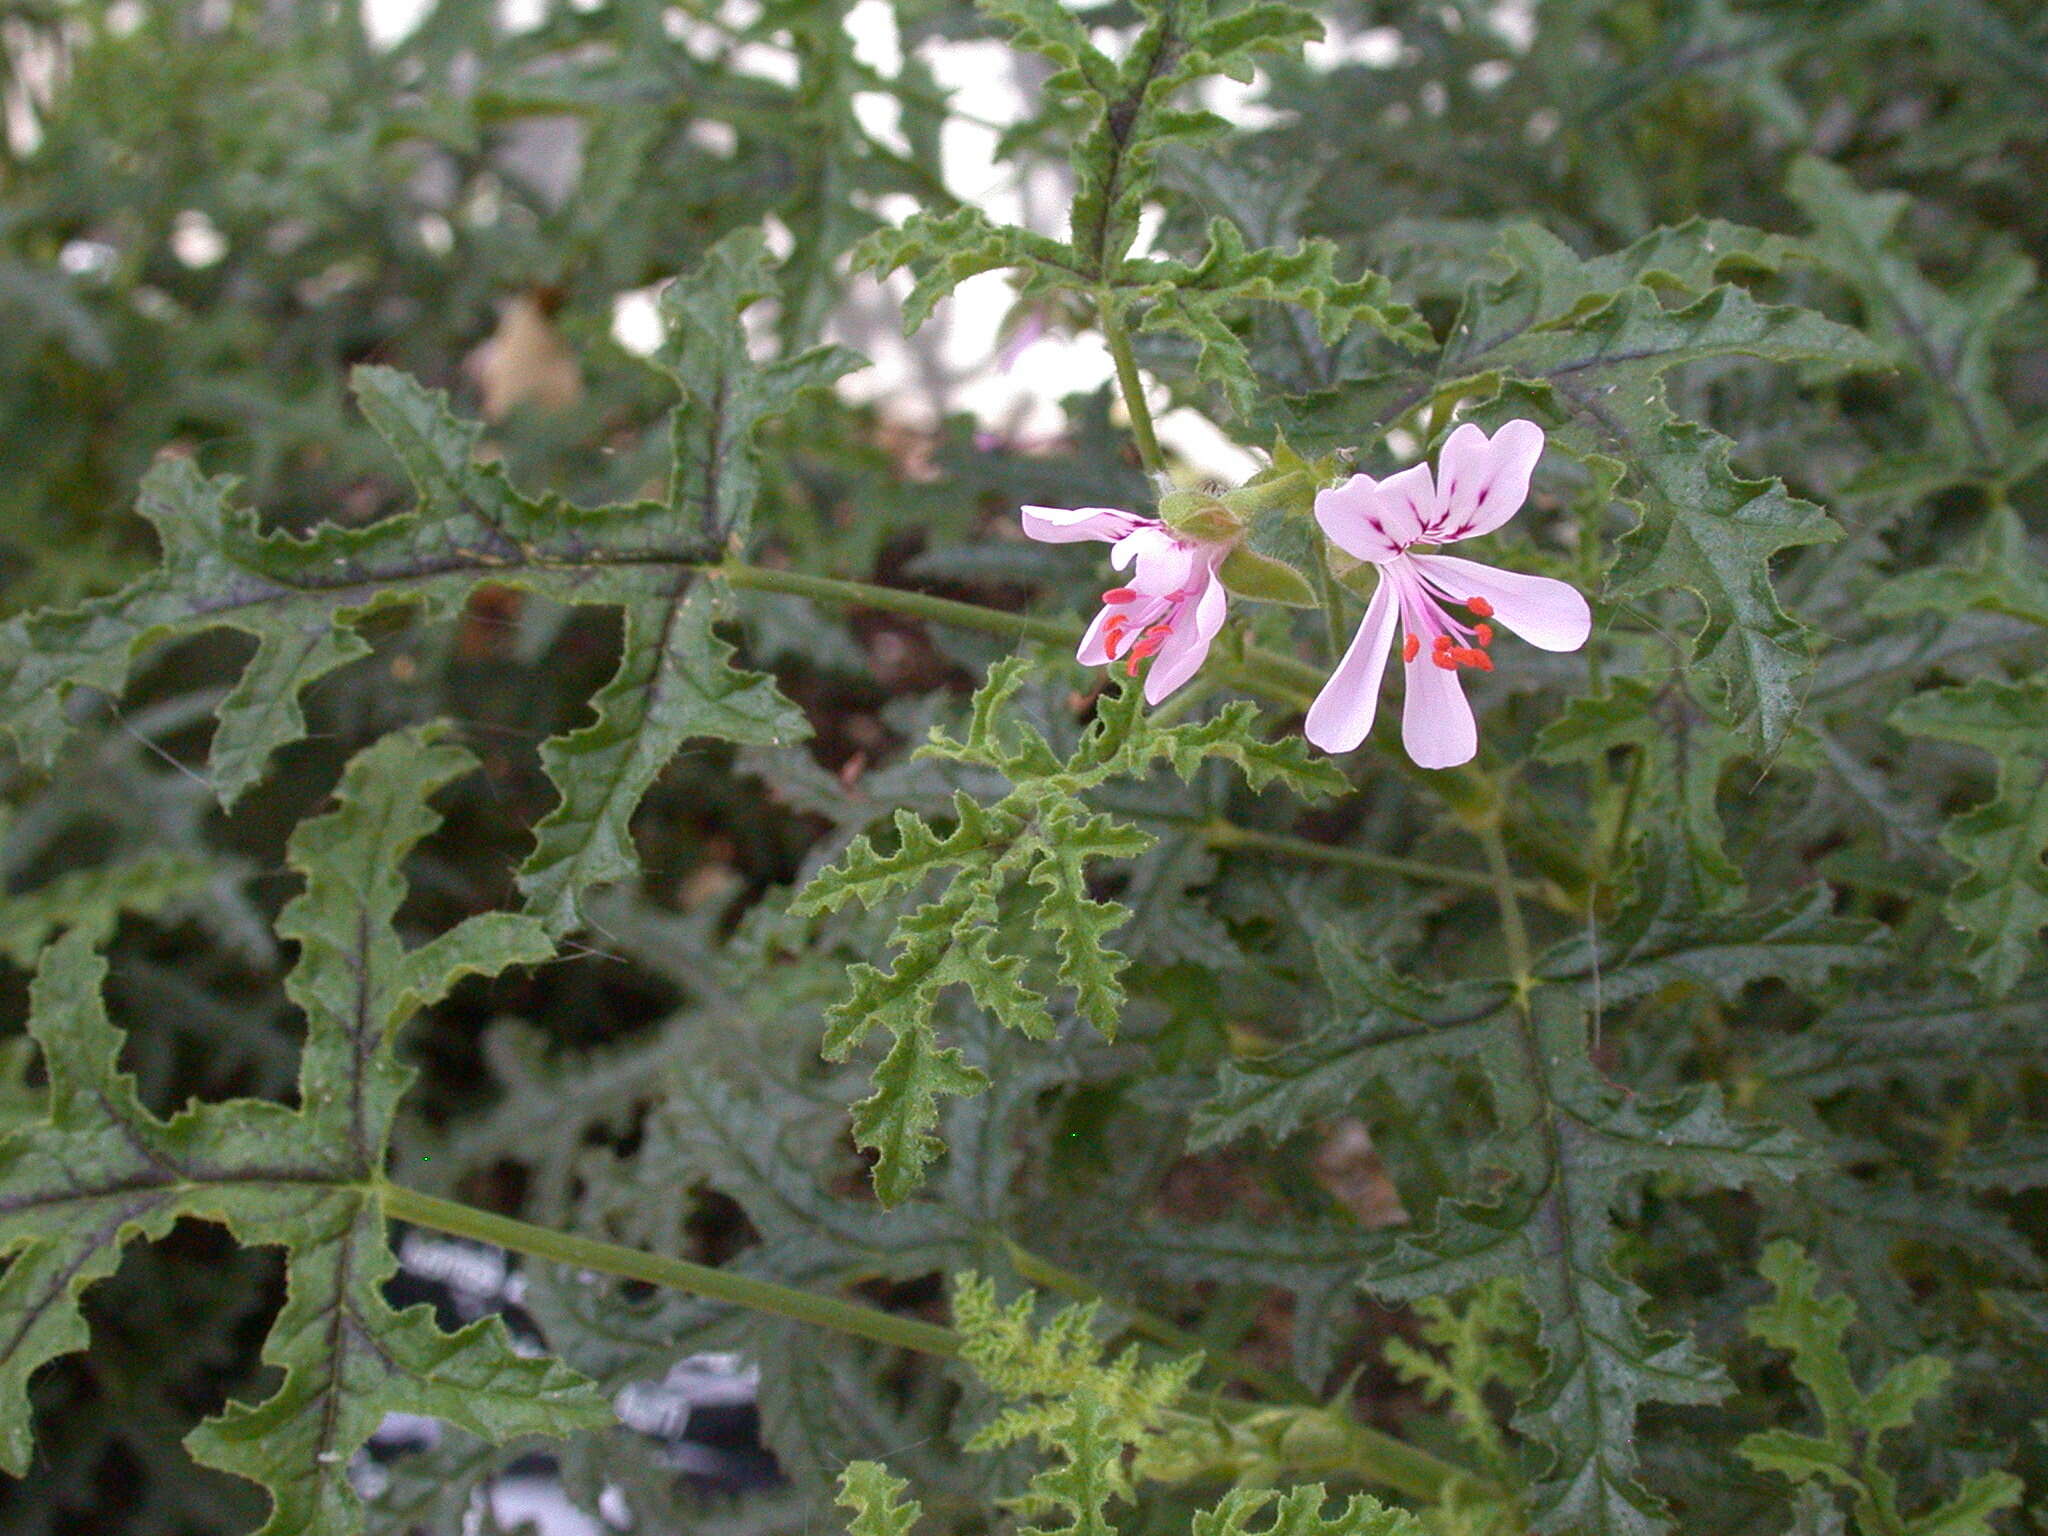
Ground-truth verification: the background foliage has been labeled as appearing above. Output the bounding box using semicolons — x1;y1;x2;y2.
0;0;2044;1534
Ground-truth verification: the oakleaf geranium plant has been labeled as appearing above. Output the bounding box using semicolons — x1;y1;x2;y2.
6;1;2041;1534
1024;420;1590;766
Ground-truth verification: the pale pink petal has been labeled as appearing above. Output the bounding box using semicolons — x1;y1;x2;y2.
1401;650;1478;769
1304;570;1401;753
1410;553;1591;652
1315;463;1433;563
1112;526;1199;596
1077;605;1117;666
1141;571;1228;703
1314;475;1397;562
1431;420;1544;542
1021;505;1144;544
1369;463;1438;545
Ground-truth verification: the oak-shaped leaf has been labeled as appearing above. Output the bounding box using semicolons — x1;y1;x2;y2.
1789;157;2033;477
835;1275;1428;1536
1889;675;2048;996
1313;940;1817;1536
0;727;606;1535
1;240;825;937
1739;1241;2021;1535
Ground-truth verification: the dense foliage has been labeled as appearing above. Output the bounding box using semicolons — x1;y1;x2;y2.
1;0;2044;1533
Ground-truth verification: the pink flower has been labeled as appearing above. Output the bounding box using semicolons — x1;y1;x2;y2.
1021;505;1229;704
1305;420;1591;768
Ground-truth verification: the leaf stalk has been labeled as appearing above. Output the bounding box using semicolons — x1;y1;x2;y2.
378;1180;962;1359
379;1183;1488;1502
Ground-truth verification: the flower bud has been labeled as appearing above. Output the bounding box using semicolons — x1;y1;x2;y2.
1156;490;1244;544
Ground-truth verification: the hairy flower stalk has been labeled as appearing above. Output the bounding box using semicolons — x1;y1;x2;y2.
1306;421;1591;768
1021;505;1231;703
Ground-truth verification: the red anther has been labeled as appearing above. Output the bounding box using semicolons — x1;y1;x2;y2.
1468;650;1494;671
1101;586;1138;604
1402;634;1420;663
1125;654;1142;677
1474;623;1494;647
1467;595;1494;618
1431;650;1459;670
1103;619;1129;652
1432;633;1455;652
1129;628;1169;659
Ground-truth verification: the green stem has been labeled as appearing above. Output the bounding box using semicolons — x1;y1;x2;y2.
720;562;1074;648
1417;388;1460;448
1003;1238;1316;1406
1312;542;1352;667
1603;743;1648;877
383;1183;1485;1502
1200;819;1531;897
716;561;1323;707
1098;293;1167;477
378;1180;960;1360
1477;817;1535;1002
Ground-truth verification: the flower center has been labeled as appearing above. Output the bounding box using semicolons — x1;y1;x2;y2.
1101;585;1191;674
1397;579;1496;672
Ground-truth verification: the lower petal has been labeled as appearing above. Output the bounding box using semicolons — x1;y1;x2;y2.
1143;620;1211;703
1304;573;1400;753
1077;605;1117;666
1410;553;1591;652
1401;652;1478;768
1189;568;1229;643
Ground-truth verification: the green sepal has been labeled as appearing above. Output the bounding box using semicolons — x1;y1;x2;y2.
1158;490;1245;543
1220;467;1318;520
1218;546;1318;607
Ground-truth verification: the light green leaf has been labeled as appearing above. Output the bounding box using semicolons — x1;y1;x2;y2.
1218;544;1319;607
1740;1241;2020;1536
838;1461;924;1536
1191;1486;1429;1536
797;665;1337;1203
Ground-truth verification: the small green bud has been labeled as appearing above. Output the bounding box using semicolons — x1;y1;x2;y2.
1218;546;1318;607
1158;490;1244;543
1220;468;1316;520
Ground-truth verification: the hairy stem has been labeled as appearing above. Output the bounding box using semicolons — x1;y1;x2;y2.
1312;541;1352;666
716;560;1323;706
1200;818;1533;896
1098;293;1168;477
382;1183;1486;1501
1478;816;1536;1002
379;1180;960;1359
